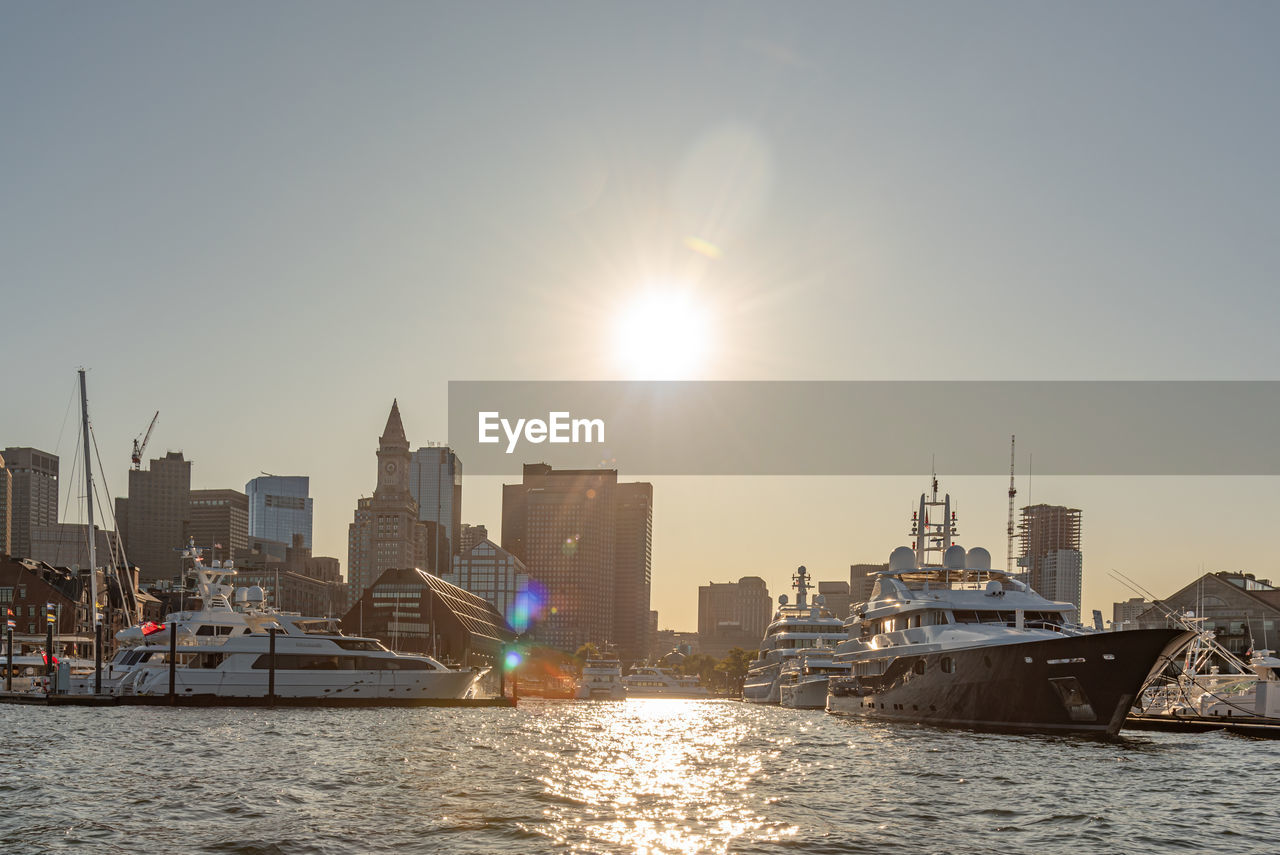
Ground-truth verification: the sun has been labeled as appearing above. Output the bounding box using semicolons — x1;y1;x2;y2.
613;288;713;380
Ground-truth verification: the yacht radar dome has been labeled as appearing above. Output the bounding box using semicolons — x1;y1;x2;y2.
965;547;992;571
943;545;966;569
246;585;265;603
888;546;916;572
778;594;789;605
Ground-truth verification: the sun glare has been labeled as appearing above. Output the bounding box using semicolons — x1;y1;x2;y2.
614;288;713;380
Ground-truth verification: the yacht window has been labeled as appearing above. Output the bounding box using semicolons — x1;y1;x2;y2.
941;657;955;674
334;639;389;652
913;660;926;675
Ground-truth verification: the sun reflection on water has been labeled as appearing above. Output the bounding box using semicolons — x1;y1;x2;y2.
526;700;797;854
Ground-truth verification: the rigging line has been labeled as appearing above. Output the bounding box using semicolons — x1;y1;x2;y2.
52;374;77;458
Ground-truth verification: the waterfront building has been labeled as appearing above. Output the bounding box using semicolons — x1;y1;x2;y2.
188;488;249;565
346;402;431;608
115;451;191;582
1112;596;1148;629
245;475;313;550
501;463;618;653
341;566;516;667
697;576;770;659
0;555;144;658
458;523;488;556
613;481;653;663
0;451;11;556
1;447;59;561
446;538;528;621
649;628;701;660
231;533;344;616
818;580;853;620
409;445;462;569
849;563;886;605
1137;572;1280;658
29;523;125;570
1018;504;1083;617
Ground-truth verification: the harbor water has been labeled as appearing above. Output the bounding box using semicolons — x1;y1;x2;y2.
2;699;1275;855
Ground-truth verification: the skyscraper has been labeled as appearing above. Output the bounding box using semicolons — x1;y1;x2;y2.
613;481;653;663
1019;503;1083;616
502;463;618;652
458;523;488;555
2;447;59;561
115;450;191;582
188;488;249;564
409;445;462;569
346;401;431;607
697;576;771;659
245;476;313;549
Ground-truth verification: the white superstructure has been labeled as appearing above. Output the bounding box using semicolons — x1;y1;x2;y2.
622;666;710;698
576;658;626;700
742;566;845;704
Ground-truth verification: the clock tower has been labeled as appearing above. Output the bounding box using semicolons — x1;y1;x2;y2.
375;399;411;497
348;399;429;609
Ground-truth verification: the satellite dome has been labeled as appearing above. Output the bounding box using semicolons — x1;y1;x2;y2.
778;594;789;605
797;566;807;576
888;546;916;572
943;545;966;569
965;547;992;571
246;585;265;602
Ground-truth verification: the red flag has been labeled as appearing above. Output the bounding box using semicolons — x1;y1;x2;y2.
141;621;166;636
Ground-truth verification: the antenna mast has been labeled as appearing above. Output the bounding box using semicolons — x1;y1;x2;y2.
1006;434;1017;574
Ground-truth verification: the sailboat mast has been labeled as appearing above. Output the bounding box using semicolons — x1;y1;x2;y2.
79;368;102;692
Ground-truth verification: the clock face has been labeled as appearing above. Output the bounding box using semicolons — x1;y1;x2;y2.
384;461;397;476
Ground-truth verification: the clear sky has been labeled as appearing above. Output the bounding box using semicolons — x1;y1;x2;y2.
4;3;1279;632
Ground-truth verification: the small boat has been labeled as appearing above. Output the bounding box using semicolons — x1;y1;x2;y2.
575;658;626;700
622;666;710;699
778;647;849;710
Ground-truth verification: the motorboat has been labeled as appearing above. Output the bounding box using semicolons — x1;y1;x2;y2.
742;566;845;704
576;658;626;700
622;666;710;698
778;647;849;710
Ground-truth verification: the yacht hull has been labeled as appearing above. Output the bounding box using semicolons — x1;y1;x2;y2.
743;662;782;704
827;628;1191;736
779;676;830;710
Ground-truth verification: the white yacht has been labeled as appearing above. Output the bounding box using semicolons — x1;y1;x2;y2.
93;547;482;701
622;666;710;698
778;647;850;710
1136;618;1280;721
742;566;845;704
576;658;626;700
825;485;1192;736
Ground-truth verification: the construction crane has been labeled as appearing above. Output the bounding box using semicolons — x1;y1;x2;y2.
131;411;159;470
1006;434;1017;574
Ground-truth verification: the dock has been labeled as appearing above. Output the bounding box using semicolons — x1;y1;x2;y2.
1125;713;1280;739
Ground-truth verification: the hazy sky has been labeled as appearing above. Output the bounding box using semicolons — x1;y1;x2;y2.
4;3;1280;632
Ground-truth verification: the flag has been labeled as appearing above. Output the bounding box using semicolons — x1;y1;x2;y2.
141;621;165;636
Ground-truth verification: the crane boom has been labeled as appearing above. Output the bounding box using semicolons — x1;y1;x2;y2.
132;411;159;469
1007;434;1017;574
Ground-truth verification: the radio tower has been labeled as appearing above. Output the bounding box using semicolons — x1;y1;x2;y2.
1006;434;1017;574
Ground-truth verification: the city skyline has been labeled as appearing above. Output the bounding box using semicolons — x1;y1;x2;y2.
4;4;1280;631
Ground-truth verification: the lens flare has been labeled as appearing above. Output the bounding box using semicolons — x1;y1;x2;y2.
503;650;523;670
507;580;547;634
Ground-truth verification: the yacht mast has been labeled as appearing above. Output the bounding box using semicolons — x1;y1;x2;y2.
78;368;102;692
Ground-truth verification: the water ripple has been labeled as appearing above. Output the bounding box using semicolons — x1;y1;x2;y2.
2;701;1277;854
